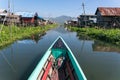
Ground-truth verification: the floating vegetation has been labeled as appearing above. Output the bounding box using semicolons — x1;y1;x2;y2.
0;24;57;47
69;27;120;46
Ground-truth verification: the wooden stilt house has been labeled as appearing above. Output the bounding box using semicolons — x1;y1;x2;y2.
95;7;120;28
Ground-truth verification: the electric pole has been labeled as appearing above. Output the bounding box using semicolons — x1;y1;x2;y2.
8;0;12;39
82;3;86;27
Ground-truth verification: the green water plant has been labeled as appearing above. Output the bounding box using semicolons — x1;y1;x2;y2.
0;24;57;47
69;27;120;46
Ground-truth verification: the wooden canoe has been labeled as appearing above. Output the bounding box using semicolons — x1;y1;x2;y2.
28;36;87;80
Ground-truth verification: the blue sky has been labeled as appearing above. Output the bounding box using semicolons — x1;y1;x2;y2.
0;0;120;17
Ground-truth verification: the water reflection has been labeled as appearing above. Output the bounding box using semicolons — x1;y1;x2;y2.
0;26;120;80
0;50;16;73
93;40;120;53
17;40;36;44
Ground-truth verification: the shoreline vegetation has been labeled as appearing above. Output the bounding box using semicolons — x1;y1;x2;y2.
68;26;120;46
0;24;57;47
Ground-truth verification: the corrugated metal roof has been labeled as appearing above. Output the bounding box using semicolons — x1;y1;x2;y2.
0;9;7;13
38;16;44;20
15;12;34;17
0;13;8;16
96;7;120;16
15;12;44;19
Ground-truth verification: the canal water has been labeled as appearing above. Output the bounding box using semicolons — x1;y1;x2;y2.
0;26;120;80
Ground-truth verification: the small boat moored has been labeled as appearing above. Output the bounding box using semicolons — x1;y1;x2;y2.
28;36;87;80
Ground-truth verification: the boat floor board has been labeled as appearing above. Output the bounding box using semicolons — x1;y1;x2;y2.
58;68;66;80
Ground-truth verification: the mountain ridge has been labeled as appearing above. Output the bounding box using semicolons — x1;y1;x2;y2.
47;15;77;24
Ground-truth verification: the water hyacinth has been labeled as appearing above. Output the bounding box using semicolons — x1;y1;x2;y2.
69;27;120;46
0;24;57;47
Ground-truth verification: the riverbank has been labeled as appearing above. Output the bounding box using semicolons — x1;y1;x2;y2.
0;24;57;47
68;27;120;46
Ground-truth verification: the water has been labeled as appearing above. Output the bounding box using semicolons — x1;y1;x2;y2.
0;26;120;80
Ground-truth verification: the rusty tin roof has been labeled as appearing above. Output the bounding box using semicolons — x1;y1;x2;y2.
95;7;120;16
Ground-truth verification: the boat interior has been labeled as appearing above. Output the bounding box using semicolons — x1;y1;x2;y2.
37;38;79;80
37;54;79;80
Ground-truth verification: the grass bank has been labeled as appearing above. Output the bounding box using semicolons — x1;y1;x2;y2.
69;27;120;45
0;24;57;47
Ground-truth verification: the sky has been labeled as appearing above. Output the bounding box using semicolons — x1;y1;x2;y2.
0;0;120;17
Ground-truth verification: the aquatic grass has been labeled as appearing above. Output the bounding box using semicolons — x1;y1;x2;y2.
69;27;120;45
0;24;57;47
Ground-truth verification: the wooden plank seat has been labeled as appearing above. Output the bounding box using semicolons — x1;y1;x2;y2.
39;55;59;80
37;55;54;80
41;60;52;80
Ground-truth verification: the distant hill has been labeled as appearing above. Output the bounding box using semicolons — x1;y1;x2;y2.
49;15;77;24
